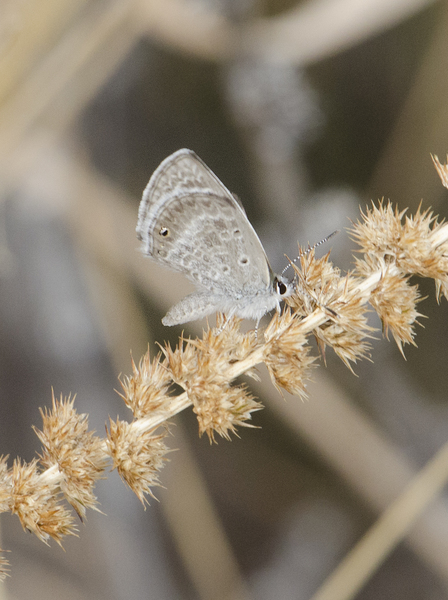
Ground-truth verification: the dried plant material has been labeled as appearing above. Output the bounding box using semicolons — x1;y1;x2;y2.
434;277;448;305
432;153;448;189
0;551;10;581
9;459;77;545
366;269;422;356
164;317;258;385
313;320;372;372
350;201;448;348
286;252;373;369
286;251;342;316
119;351;172;419
207;313;258;362
3;196;448;575
188;315;259;382
398;206;448;286
34;393;107;520
192;381;261;442
0;456;11;514
106;418;169;505
351;202;412;266
163;336;199;384
416;240;448;304
163;319;262;441
264;311;315;398
351;202;448;289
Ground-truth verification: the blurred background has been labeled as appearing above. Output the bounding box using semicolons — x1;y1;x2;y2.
0;0;448;598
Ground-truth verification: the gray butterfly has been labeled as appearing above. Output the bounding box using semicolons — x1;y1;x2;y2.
136;149;294;326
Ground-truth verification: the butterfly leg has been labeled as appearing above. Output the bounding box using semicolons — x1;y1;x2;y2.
254;306;270;339
215;309;237;334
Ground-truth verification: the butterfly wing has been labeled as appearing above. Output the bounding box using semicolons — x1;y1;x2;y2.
136;149;273;297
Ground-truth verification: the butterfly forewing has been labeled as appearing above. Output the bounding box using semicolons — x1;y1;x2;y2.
137;149;273;296
138;149;245;251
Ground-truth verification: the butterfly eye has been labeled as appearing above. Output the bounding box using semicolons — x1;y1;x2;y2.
159;227;170;237
275;279;287;295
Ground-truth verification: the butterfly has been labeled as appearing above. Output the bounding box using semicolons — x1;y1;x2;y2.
136;149;294;326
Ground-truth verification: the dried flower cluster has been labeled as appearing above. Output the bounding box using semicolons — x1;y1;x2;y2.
0;157;447;575
35;394;108;520
162;316;262;441
105;353;173;504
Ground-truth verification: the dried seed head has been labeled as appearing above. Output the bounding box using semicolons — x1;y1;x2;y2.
34;392;107;520
264;311;315;398
285;251;372;369
398;205;448;279
350;201;446;351
286;250;343;316
351;201;448;293
184;346;262;442
9;458;77;545
316;290;372;370
191;381;262;443
350;201;410;264
106;418;169;506
163;336;199;384
119;351;173;419
160;319;261;439
368;270;422;356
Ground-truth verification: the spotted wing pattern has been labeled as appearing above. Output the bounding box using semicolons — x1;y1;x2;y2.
136;149;273;297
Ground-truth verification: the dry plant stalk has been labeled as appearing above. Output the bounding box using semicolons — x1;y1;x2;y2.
432;154;448;189
0;157;447;576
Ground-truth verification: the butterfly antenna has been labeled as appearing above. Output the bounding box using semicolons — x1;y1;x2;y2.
282;230;339;275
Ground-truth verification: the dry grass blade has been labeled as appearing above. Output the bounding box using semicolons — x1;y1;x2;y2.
310;441;448;600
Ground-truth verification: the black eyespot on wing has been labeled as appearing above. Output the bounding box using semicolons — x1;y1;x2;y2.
159;227;170;237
